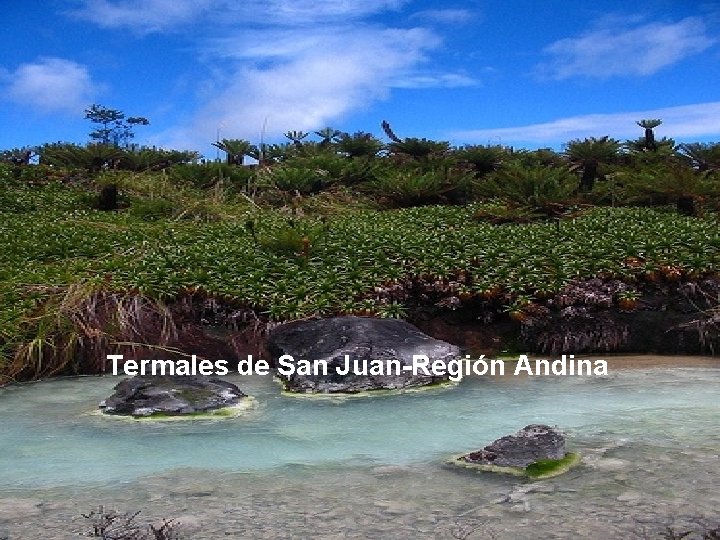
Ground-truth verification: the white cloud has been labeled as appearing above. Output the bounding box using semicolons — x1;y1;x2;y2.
71;0;470;152
450;102;720;146
69;0;214;32
70;0;408;32
539;17;715;79
2;58;97;114
159;26;443;148
409;9;475;25
243;0;408;25
390;72;478;89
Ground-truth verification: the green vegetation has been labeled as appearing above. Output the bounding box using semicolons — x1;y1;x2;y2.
450;452;581;479
128;405;250;420
1;118;720;383
525;452;581;479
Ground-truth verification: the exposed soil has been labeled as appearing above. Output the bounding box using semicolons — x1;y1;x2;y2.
3;276;719;384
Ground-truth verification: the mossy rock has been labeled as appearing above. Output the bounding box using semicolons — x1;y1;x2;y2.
95;397;257;421
449;452;581;480
174;387;216;402
525;452;581;479
99;375;248;417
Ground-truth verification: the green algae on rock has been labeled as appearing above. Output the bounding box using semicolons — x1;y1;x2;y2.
525;452;581;479
449;452;581;480
449;424;580;479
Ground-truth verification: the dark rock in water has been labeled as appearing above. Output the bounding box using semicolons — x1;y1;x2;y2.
100;375;246;417
461;424;565;467
267;316;460;394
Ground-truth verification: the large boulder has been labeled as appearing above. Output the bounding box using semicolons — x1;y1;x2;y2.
267;316;460;394
99;375;247;417
461;424;566;467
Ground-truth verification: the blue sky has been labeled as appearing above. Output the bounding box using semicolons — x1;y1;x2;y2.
2;1;719;157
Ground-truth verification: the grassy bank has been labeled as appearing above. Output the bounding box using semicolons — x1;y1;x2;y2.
1;177;719;383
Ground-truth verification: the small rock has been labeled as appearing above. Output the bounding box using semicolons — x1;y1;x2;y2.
616;490;642;503
461;424;566;467
99;375;247;417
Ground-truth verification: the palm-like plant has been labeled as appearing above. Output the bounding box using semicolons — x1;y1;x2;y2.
211;138;254;165
38;143;126;172
623;136;677;170
510;148;565;168
120;147;199;171
390;138;451;160
636;119;663;151
336;132;384;158
564;136;621;191
381;120;450;160
314;127;342;148
364;167;473;207
477;162;578;215
618;162;718;216
249;143;293;165
284;130;310;146
453;145;507;177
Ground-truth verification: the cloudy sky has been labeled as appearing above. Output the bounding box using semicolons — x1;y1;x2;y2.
1;1;719;156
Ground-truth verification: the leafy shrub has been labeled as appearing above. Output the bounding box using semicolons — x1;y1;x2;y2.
119;147;199;171
453;145;507;177
259;227;309;255
38;143;125;172
335;131;384;158
288;153;348;183
338;157;390;186
0;163;18;185
167;163;255;192
129;198;175;220
259;166;326;194
253;218;325;257
3;164;83;185
473;200;546;224
508;148;565;168
476;162;578;211
611;164;719;208
366;166;474;207
365;169;443;207
388;138;451;160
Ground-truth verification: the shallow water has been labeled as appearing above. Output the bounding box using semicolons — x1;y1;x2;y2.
1;362;719;538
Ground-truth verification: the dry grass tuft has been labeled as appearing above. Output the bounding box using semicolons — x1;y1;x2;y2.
2;281;181;384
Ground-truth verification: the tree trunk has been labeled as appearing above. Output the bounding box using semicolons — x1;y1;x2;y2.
645;128;657;151
677;195;700;217
579;160;598;192
98;184;118;211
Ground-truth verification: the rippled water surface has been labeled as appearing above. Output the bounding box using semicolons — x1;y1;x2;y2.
1;361;719;538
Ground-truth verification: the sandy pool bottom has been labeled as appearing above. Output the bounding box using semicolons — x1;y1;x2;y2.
1;446;718;540
1;356;718;539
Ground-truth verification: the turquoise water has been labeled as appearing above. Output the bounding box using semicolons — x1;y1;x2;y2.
1;366;719;489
